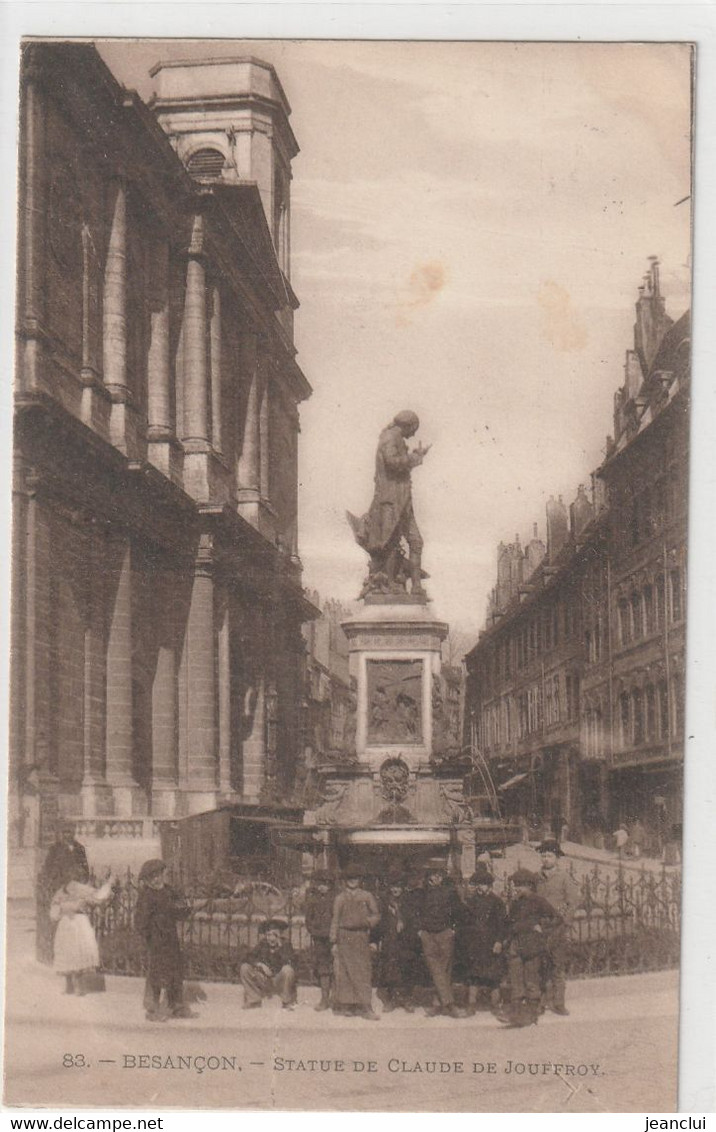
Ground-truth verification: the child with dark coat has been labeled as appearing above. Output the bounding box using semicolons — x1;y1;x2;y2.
497;868;562;1028
240;919;298;1010
134;859;195;1023
456;862;508;1013
304;871;335;1012
375;874;417;1013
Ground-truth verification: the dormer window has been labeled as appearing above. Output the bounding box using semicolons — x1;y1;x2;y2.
186;148;226;180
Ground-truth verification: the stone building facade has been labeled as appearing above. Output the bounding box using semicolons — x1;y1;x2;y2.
464;262;688;847
11;42;316;854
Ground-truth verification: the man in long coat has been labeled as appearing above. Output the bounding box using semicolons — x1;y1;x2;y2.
330;864;381;1020
349;410;430;595
535;838;583;1015
134;859;194;1022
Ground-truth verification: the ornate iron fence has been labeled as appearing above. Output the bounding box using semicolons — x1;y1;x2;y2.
92;862;680;983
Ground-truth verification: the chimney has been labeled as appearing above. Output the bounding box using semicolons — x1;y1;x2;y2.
633;257;673;373
525;521;546;577
570;484;594;538
546;495;569;561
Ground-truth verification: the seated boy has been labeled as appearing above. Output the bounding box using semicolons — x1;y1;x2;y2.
240;919;297;1010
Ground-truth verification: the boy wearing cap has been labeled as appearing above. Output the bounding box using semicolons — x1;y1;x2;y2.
240;920;298;1010
417;863;465;1018
305;871;335;1012
456;863;508;1015
536;839;583;1015
375;873;416;1013
134;859;194;1022
330;865;381;1020
497;868;562;1027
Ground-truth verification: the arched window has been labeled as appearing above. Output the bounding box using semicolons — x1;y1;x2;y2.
632;688;644;745
631;591;643;639
670;568;683;623
619;692;631;748
643;584;655;634
186;148;226;180
645;684;657;740
618;598;631;645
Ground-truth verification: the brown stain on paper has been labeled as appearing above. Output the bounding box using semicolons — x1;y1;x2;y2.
537;279;588;352
396;260;446;325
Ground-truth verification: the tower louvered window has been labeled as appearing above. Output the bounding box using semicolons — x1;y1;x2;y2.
186;148;226;179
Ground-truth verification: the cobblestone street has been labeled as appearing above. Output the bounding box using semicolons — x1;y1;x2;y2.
4;902;678;1112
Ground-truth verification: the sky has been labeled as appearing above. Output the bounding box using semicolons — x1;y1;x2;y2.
98;39;693;636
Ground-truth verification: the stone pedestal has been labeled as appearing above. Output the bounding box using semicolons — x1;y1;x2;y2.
342;598;448;770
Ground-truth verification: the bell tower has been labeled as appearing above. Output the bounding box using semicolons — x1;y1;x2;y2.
150;56;297;276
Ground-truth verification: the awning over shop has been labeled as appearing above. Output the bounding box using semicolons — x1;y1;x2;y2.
497;772;530;792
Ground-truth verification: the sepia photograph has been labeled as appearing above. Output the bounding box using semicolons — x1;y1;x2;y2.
4;32;696;1113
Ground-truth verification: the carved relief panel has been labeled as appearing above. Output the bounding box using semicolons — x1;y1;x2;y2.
366;658;423;746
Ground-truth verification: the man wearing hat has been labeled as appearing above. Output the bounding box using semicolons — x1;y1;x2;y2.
536;839;583;1015
36;822;90;962
497;868;562;1027
375;871;417;1013
456;862;508;1014
416;862;465;1018
134;859;195;1022
305;871;335;1012
240;919;298;1011
330;864;381;1019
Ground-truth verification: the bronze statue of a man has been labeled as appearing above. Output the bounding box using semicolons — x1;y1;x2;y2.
348;410;430;597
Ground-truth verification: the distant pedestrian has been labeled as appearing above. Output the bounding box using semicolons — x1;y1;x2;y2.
240;919;297;1010
304;871;335;1012
496;868;562;1028
50;867;113;995
134;859;195;1023
613;824;629;859
330;864;381;1020
417;863;465;1018
456;863;507;1014
37;822;90;963
375;873;417;1013
550;812;566;847
536;839;583;1015
629;818;646;859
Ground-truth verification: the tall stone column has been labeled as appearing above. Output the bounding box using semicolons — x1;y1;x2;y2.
147;236;172;437
217;594;232;796
237;332;260;501
103;177;131;453
181;215;213;501
259;365;270;502
184;542;218;811
81;527;112;816
105;538;140;815
146;237;180;481
242;673;266;802
150;570;179;817
19;53;47;392
182;220;209;448
210;284;223;455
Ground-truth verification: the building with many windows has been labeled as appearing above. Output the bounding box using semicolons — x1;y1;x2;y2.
11;43;317;870
464;262;688;849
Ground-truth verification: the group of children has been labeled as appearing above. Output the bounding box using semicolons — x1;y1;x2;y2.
47;839;581;1028
301;839;582;1027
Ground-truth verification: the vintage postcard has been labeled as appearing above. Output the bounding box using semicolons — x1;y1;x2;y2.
4;35;696;1113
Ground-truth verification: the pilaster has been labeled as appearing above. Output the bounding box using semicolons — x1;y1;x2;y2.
182;539;218;812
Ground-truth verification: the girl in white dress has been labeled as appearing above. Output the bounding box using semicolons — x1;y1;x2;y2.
50;869;114;995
